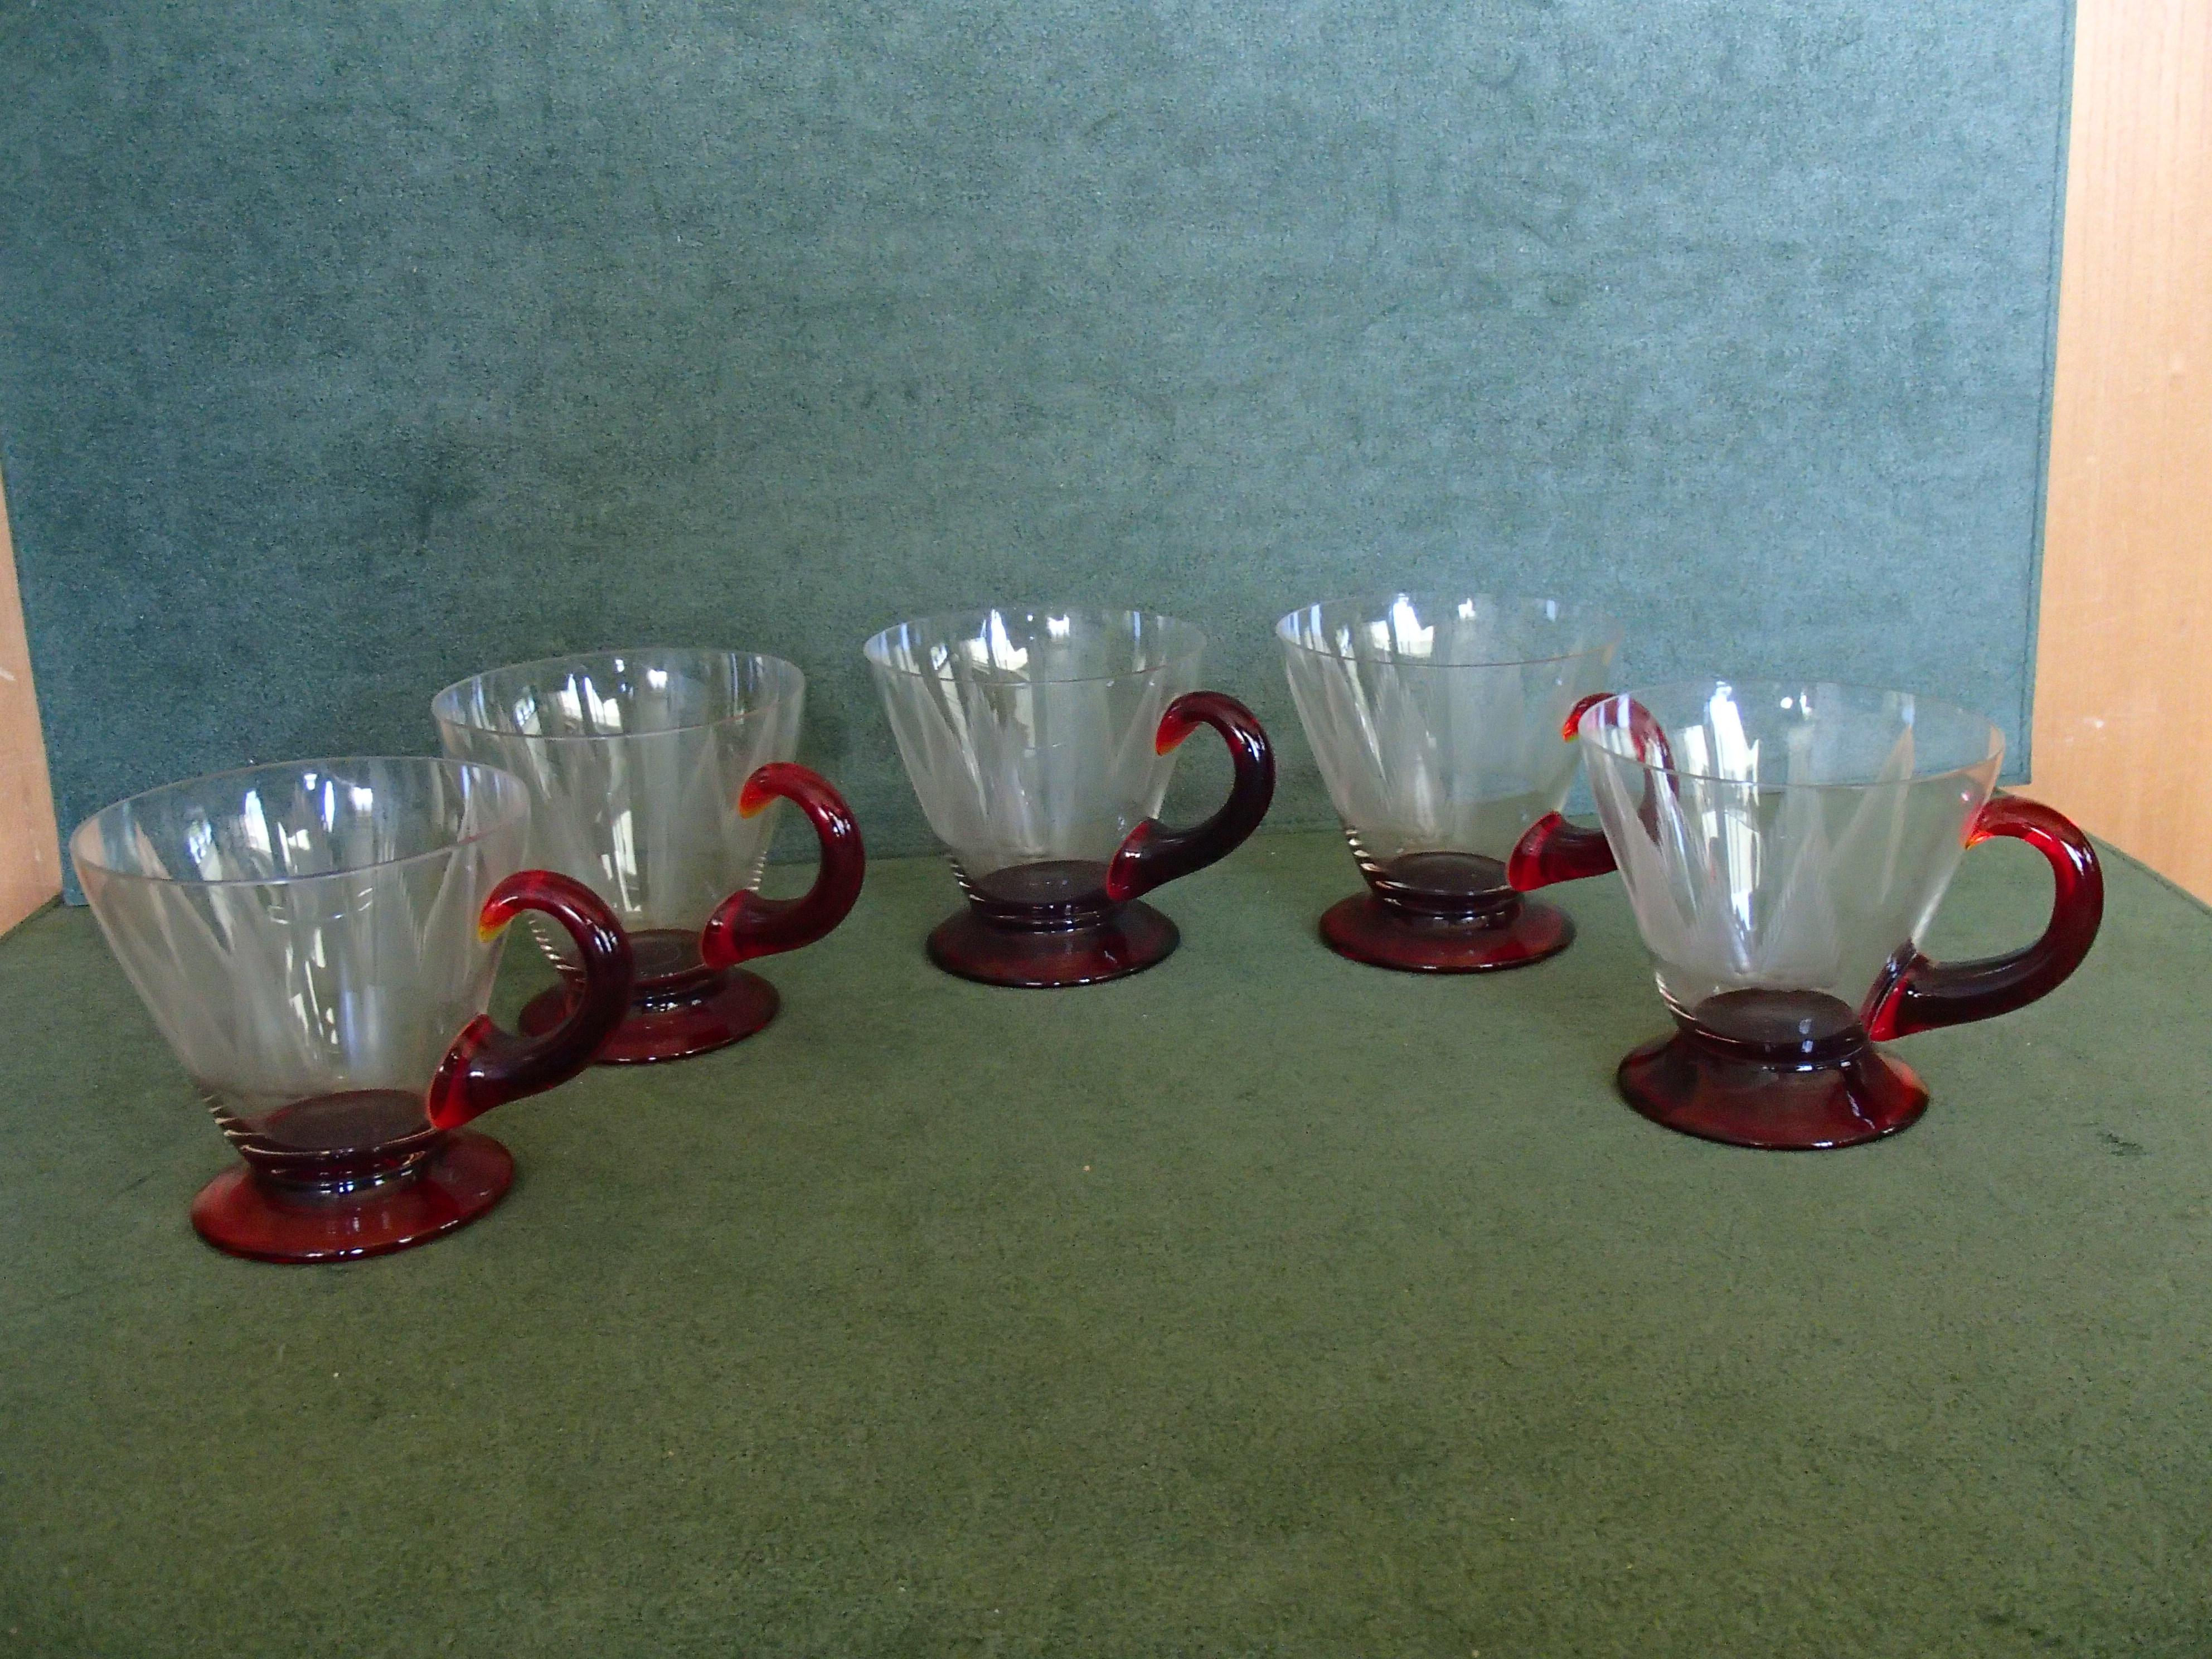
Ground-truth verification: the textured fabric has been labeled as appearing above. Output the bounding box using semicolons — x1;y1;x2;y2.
0;1;2073;898
1;828;2203;1656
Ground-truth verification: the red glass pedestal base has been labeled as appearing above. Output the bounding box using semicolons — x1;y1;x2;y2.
929;858;1180;987
1617;989;1930;1150
1321;851;1574;972
521;926;778;1064
191;1129;515;1263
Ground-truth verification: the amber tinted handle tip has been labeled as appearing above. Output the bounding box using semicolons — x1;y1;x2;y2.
1561;691;1611;741
1155;706;1202;755
476;887;528;942
737;770;778;818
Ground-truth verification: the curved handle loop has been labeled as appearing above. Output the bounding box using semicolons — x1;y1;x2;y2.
1105;691;1275;903
428;871;635;1131
701;763;866;971
1508;692;1628;891
1860;795;2104;1041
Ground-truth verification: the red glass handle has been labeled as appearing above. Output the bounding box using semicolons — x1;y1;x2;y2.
428;871;635;1131
1507;811;1618;889
1507;691;1626;891
1861;795;2104;1041
1105;691;1276;903
701;763;866;969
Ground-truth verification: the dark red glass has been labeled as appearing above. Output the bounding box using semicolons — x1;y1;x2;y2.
1504;690;1675;889
1615;989;1931;1150
191;1117;520;1267
518;763;865;1063
928;857;1183;988
1614;797;2103;1151
1318;851;1576;972
1506;813;1617;889
928;691;1275;987
195;871;634;1263
1860;797;2106;1041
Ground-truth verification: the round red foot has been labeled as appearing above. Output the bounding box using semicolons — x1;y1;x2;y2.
521;926;779;1064
190;1131;515;1264
521;968;778;1064
926;901;1180;988
1616;1030;1930;1150
1318;892;1574;973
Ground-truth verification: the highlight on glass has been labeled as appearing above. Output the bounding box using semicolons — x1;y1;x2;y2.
1279;593;1621;972
434;649;864;1064
1514;680;2103;1148
71;758;633;1263
864;607;1274;987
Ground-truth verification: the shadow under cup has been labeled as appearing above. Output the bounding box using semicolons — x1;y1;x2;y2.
1515;681;2106;1149
434;650;864;1064
865;608;1275;987
1278;594;1621;972
71;758;633;1262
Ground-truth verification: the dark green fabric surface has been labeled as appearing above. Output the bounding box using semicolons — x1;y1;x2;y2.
2;828;2206;1656
1;2;2074;900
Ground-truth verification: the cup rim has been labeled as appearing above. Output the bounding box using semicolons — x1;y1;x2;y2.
1275;593;1624;668
430;647;805;741
70;755;532;889
862;605;1206;685
1579;678;2006;787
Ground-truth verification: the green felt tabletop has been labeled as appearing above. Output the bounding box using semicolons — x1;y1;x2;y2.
2;829;2208;1657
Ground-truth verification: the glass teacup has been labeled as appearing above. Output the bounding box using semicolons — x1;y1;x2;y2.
1514;680;2104;1148
72;758;633;1262
1279;593;1620;971
434;649;865;1063
864;607;1274;986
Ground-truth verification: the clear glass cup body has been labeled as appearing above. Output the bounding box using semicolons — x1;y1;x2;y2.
1278;594;1621;894
864;608;1204;895
70;758;531;1151
433;649;804;953
1579;680;2004;1029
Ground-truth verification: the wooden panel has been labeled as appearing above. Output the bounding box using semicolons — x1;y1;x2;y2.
2032;0;2212;899
0;469;60;930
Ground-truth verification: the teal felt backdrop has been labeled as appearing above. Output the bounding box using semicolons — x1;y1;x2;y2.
0;1;2072;897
